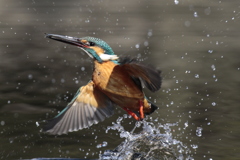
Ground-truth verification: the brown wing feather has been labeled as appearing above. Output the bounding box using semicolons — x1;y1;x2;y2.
119;57;162;92
93;60;144;99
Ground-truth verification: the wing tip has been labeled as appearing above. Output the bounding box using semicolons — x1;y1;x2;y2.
43;102;114;135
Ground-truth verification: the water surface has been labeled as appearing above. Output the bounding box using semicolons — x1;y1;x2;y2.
0;0;239;159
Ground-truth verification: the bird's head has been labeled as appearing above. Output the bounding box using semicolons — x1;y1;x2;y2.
46;34;118;63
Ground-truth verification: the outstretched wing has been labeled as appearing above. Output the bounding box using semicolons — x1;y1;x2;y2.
119;57;162;92
43;81;114;135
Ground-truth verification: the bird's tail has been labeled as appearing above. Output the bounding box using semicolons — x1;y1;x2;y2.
145;101;158;115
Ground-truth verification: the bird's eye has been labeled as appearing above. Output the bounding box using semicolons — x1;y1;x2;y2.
88;42;95;46
86;41;95;46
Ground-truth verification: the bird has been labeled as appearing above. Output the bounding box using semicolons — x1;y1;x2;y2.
43;33;162;135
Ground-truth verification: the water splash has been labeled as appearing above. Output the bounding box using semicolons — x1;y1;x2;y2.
100;116;194;160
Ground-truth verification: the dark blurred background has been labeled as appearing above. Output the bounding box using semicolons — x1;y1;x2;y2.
0;0;239;159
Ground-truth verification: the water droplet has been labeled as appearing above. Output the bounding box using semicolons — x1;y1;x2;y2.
211;102;216;106
144;41;149;46
1;121;5;126
211;65;216;71
147;30;153;37
36;121;39;127
75;80;79;84
96;141;108;148
135;44;140;48
208;50;213;53
184;121;188;129
196;127;203;137
193;12;198;17
174;0;179;5
191;144;198;149
195;74;199;78
102;141;108;147
28;74;33;79
9;138;14;143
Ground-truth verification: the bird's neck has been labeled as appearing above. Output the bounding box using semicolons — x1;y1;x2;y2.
92;60;117;89
93;60;117;70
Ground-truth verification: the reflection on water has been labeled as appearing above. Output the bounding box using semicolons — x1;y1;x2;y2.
100;116;194;160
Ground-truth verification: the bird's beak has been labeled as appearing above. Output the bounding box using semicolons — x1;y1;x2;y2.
45;33;88;48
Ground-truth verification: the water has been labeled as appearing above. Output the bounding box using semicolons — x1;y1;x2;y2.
0;0;240;159
100;116;193;160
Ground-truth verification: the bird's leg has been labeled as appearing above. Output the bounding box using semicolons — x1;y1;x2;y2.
139;100;144;120
123;107;140;120
123;100;144;121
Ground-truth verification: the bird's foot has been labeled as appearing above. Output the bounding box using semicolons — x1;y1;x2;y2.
123;107;140;120
139;100;144;120
123;100;144;121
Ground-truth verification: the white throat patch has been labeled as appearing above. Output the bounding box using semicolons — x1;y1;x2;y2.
99;54;119;61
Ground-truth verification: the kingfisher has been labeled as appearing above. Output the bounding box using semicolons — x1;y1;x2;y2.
44;34;162;135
